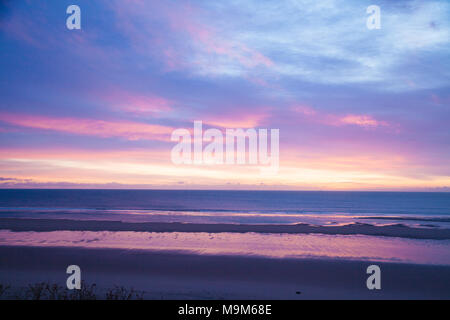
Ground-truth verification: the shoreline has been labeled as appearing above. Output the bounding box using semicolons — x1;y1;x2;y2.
1;218;449;240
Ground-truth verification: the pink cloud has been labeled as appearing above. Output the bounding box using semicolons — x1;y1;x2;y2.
104;89;172;115
173;12;274;70
291;105;389;128
109;1;273;72
0;147;169;163
203;110;269;128
336;114;388;127
0;113;174;141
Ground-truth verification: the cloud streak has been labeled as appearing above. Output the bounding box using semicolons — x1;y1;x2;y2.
0;113;174;141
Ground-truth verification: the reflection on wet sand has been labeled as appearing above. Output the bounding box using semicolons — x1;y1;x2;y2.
1;230;449;265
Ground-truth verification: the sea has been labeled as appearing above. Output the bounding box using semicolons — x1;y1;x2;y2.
0;189;449;226
0;189;449;264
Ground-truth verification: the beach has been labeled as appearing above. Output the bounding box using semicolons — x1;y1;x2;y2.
1;245;449;299
0;190;449;299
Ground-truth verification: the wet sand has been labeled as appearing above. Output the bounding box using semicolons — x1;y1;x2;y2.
0;245;449;299
1;218;450;240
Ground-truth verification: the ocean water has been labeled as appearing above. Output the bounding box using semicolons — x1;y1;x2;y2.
0;189;449;227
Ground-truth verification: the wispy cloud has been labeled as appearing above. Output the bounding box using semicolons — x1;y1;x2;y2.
101;88;172;116
336;114;388;127
108;0;274;77
0;113;174;141
291;105;390;128
203;0;450;90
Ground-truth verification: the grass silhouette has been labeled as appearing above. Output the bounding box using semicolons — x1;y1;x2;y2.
0;281;145;300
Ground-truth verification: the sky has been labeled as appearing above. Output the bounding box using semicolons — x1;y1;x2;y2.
0;0;449;191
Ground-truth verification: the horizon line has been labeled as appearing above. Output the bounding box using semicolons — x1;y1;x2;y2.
0;187;449;193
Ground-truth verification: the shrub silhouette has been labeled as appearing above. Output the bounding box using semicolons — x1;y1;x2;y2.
1;282;145;300
0;284;10;298
105;286;144;300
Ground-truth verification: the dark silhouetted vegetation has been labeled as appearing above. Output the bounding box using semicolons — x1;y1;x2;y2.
0;281;145;300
